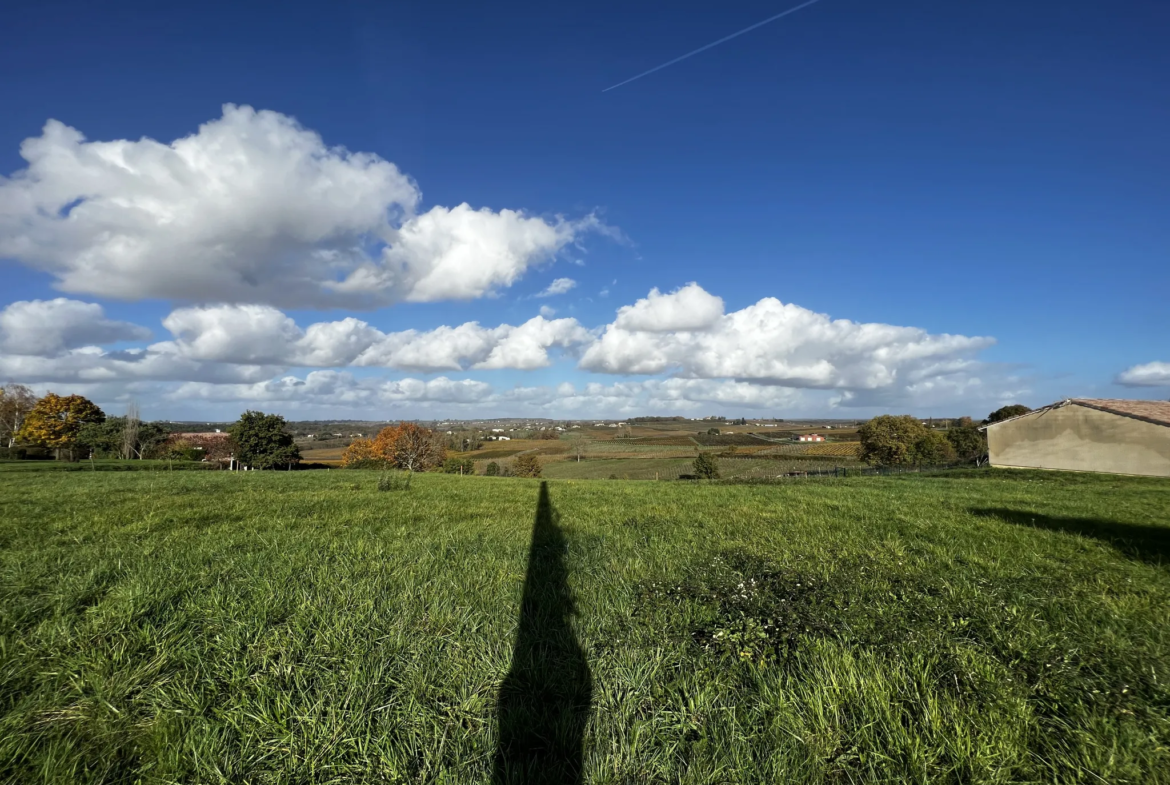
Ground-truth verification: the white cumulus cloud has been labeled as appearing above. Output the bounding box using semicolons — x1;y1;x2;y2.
165;373;797;416
498;378;803;415
0;345;278;385
612;283;724;332
169;372;493;408
0;105;597;308
0;298;151;356
536;277;577;297
161;304;381;367
0;301;593;383
353;314;591;372
1116;361;1170;387
581;284;993;392
0;285;1012;416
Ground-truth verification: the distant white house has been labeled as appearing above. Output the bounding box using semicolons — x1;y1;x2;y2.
497;436;511;441
798;434;826;442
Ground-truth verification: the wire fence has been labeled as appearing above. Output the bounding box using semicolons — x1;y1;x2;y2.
710;461;980;483
545;455;980;482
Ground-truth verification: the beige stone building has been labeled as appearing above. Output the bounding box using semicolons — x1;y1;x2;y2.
983;399;1170;478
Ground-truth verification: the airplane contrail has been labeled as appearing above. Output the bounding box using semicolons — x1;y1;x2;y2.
603;0;827;92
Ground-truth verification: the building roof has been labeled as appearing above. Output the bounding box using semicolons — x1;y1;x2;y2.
981;398;1170;430
1070;398;1170;427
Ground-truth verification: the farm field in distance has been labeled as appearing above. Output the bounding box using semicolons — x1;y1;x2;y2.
2;469;1169;783
299;418;865;477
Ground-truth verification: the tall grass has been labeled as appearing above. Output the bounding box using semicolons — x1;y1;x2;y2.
1;469;1168;783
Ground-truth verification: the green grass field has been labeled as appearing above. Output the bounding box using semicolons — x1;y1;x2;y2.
2;469;1169;783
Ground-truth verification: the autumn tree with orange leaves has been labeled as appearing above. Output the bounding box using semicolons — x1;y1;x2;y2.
384;423;445;471
342;423;445;471
340;437;382;468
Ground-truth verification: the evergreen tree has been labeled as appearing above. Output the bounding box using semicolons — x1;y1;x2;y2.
229;411;300;469
693;452;720;479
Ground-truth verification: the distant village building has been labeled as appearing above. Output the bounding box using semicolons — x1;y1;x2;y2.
798;434;826;442
982;399;1170;478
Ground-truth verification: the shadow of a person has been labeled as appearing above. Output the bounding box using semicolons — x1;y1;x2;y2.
971;507;1170;567
493;482;592;784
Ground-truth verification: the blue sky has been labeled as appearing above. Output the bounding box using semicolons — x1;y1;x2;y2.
1;0;1167;420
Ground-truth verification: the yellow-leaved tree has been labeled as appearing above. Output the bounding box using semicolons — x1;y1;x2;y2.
0;383;39;448
16;393;105;459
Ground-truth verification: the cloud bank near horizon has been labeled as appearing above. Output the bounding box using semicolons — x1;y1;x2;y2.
0;283;1019;416
0;107;1035;418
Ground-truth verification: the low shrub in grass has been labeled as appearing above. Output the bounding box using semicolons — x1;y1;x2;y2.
343;457;392;470
376;470;412;491
485;461;500;476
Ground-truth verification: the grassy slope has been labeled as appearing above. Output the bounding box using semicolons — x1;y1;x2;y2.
1;470;1168;783
542;457;693;480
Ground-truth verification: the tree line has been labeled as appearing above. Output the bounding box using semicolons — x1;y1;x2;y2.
857;405;1031;467
4;380;1030;475
0;384;304;470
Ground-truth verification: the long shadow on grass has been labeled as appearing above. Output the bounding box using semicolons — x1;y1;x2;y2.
972;507;1170;566
493;482;592;784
